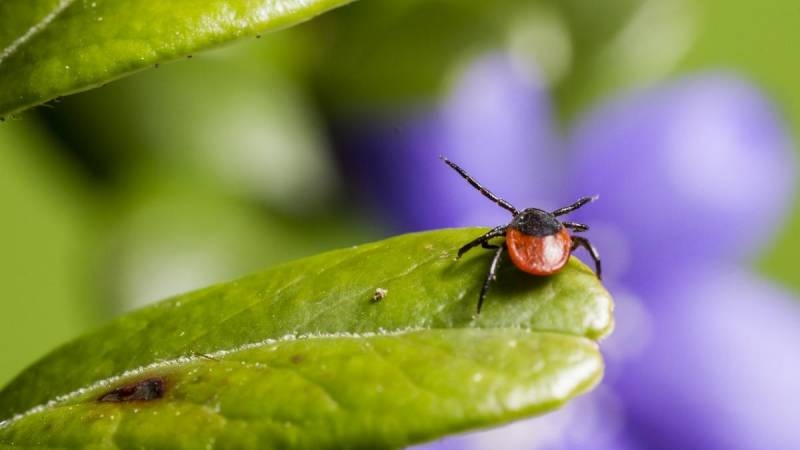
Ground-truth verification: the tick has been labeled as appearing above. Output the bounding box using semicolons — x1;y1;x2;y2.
441;156;601;313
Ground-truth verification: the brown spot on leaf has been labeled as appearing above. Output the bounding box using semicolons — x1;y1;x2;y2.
290;354;304;364
98;377;165;403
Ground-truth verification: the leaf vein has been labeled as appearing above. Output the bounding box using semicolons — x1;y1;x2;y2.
365;340;443;401
295;250;444;330
175;246;376;352
266;363;346;412
0;0;76;67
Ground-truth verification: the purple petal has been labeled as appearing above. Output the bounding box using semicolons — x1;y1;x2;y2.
612;265;800;450
566;74;795;283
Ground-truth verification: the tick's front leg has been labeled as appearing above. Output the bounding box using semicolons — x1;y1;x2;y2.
457;225;507;258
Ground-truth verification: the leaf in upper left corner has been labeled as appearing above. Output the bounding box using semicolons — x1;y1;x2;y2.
0;0;355;116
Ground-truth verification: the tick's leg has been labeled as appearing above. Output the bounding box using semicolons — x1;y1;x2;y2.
552;195;598;217
562;221;589;232
481;242;500;249
440;156;519;215
477;246;505;314
457;225;507;258
571;236;602;279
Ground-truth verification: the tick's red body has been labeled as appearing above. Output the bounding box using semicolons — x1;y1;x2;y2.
506;227;571;275
441;156;601;313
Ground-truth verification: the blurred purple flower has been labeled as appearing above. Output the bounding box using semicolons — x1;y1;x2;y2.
334;54;564;231
337;52;800;449
613;265;800;450
568;75;795;286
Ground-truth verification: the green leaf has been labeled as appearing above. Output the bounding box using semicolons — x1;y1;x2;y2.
0;0;355;117
0;228;614;449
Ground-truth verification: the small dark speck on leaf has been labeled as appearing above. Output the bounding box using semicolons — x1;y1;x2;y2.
371;288;388;304
187;55;193;59
154;63;160;69
256;34;262;39
98;377;165;403
290;354;304;364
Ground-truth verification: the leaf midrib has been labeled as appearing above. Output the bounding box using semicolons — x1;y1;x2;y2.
0;326;597;428
0;0;75;67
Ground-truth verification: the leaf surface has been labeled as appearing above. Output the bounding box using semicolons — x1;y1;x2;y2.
0;0;354;116
0;228;614;448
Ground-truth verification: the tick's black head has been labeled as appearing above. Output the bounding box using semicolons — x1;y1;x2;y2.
510;208;562;236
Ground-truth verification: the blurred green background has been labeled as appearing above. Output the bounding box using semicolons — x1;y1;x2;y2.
0;0;798;389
